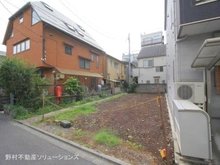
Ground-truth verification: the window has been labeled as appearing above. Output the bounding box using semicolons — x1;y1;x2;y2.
25;40;30;50
42;2;53;11
114;62;118;69
146;80;150;84
76;29;84;37
13;46;16;54
80;58;90;69
96;55;99;68
32;9;40;25
156;66;163;72
9;30;13;38
91;53;94;61
19;14;23;24
65;45;72;55
143;59;154;67
154;78;160;84
21;42;25;52
17;45;21;53
13;39;30;55
65;23;75;31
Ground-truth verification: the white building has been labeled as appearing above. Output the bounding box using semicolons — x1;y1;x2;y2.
141;31;164;47
122;51;138;63
133;44;166;84
133;31;166;84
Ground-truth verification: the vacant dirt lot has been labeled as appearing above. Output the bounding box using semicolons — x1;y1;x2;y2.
32;93;174;165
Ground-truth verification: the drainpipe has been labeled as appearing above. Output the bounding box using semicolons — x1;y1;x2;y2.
42;24;57;96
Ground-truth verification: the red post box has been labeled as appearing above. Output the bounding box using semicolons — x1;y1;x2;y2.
56;86;62;98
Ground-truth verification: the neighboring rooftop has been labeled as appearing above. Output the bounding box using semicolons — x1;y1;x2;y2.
141;31;164;47
3;1;103;52
137;44;166;59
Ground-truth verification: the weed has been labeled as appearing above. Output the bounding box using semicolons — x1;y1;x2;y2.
51;104;96;122
94;131;121;148
127;140;143;150
73;129;86;139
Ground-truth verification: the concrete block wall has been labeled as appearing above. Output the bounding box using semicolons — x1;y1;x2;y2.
135;84;166;93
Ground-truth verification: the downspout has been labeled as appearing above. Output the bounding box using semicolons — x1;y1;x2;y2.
42;23;57;95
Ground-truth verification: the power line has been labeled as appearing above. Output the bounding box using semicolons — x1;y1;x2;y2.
59;0;124;40
2;0;42;38
63;0;125;39
0;0;100;56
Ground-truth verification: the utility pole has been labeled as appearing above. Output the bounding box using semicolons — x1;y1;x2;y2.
128;33;131;85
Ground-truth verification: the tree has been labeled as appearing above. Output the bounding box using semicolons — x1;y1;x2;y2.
64;77;83;101
0;58;46;107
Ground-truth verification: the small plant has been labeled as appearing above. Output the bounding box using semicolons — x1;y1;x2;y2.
99;92;107;98
94;131;121;148
127;81;137;93
127;140;143;150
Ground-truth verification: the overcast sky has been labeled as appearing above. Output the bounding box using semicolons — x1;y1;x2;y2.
0;0;164;60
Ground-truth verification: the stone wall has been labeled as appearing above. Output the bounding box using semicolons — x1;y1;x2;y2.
135;84;167;93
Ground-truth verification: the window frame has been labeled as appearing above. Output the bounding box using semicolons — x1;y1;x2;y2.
96;55;99;68
42;2;53;11
156;66;163;72
114;62;118;69
13;39;30;55
32;9;40;25
143;59;154;67
79;58;90;69
91;53;94;61
19;14;23;24
154;78;160;84
65;44;72;55
9;29;13;38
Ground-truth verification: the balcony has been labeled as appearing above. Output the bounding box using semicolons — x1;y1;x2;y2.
177;0;220;38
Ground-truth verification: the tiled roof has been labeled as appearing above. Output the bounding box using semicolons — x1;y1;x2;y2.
137;44;166;59
7;1;103;52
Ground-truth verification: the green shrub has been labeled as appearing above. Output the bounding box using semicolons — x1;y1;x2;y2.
4;104;29;119
127;81;137;93
0;58;48;108
64;77;83;101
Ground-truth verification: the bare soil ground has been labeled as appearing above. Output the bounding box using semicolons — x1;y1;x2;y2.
28;93;174;165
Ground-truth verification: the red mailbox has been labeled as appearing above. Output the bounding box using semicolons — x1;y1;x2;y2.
56;86;62;97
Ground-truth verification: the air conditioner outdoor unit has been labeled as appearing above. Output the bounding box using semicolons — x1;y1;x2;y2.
175;82;205;104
